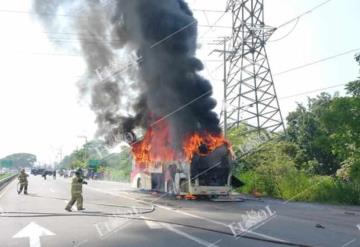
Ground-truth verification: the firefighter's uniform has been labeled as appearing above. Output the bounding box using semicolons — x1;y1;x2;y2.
18;170;29;194
65;171;87;211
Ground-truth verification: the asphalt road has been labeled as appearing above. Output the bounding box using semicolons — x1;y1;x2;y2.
0;175;359;247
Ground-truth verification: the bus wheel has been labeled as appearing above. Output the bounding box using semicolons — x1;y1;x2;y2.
137;178;142;189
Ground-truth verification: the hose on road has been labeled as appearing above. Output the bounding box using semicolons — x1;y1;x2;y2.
0;194;315;247
0;211;315;247
27;194;153;211
2;193;155;216
16;182;20;194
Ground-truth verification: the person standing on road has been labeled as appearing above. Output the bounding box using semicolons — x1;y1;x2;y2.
65;169;87;212
18;169;29;195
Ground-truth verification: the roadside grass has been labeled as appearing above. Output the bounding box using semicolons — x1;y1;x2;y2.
237;170;360;205
0;173;12;180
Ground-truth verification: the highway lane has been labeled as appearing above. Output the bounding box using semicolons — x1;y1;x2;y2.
0;174;359;247
0;175;278;247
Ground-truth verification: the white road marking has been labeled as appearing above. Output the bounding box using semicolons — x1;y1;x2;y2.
357;224;360;231
149;199;285;243
341;238;356;247
141;216;163;229
85;185;287;243
12;222;55;247
162;223;220;247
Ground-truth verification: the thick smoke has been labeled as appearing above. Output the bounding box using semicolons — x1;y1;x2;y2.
33;0;221;149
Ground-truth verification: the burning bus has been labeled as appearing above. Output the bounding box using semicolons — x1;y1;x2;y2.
46;0;239;196
32;0;240;196
129;120;234;197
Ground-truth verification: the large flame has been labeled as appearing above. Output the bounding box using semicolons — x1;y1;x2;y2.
131;120;179;164
182;132;231;161
131;120;231;165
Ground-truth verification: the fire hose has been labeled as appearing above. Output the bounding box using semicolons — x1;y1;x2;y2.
16;182;20;194
0;195;315;247
0;212;315;247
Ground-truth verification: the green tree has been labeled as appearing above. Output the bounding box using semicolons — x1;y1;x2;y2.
321;96;360;181
58;139;132;181
321;97;360;159
286;93;340;175
0;153;37;168
59;140;110;169
345;54;360;97
346;81;360;97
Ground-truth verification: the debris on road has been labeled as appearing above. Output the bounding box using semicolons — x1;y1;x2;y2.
315;224;325;229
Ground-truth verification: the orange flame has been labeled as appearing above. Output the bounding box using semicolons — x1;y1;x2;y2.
131;120;231;165
182;132;231;161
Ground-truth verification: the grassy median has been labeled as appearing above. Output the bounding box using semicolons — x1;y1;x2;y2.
0;173;13;180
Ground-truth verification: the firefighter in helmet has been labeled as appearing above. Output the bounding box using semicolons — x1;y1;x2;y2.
65;169;87;212
18;168;29;195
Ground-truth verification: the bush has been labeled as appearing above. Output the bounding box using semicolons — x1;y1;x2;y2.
312;179;360;205
237;170;360;205
104;167;131;182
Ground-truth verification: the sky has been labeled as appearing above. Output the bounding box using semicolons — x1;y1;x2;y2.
0;0;359;164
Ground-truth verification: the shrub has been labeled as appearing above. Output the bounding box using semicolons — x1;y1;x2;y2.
237;169;360;205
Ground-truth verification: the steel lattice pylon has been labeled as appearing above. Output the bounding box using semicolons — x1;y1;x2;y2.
223;0;285;135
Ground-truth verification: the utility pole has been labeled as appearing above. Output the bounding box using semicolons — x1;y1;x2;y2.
224;0;285;134
210;37;231;138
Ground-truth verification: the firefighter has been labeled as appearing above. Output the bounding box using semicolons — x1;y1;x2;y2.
18;169;29;195
65;169;87;212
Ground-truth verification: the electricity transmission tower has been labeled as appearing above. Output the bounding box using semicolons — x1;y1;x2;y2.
223;0;285;135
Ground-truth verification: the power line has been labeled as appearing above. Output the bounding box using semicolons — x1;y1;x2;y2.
268;18;300;43
0;8;227;18
274;48;360;76
0;8;230;44
279;83;346;100
207;47;360;79
192;9;226;13
198;24;231;29
277;0;335;29
267;0;336;43
199;11;228;39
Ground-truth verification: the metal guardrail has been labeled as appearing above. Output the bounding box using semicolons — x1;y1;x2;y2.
0;174;17;191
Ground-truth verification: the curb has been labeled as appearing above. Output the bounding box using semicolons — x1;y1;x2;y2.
0;174;17;191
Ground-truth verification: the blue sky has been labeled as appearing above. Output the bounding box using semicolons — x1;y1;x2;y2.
0;0;359;162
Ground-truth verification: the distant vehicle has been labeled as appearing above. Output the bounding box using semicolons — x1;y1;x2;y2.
31;168;44;175
31;168;53;176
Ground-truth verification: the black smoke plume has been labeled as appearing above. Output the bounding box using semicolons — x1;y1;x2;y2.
33;0;221;149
